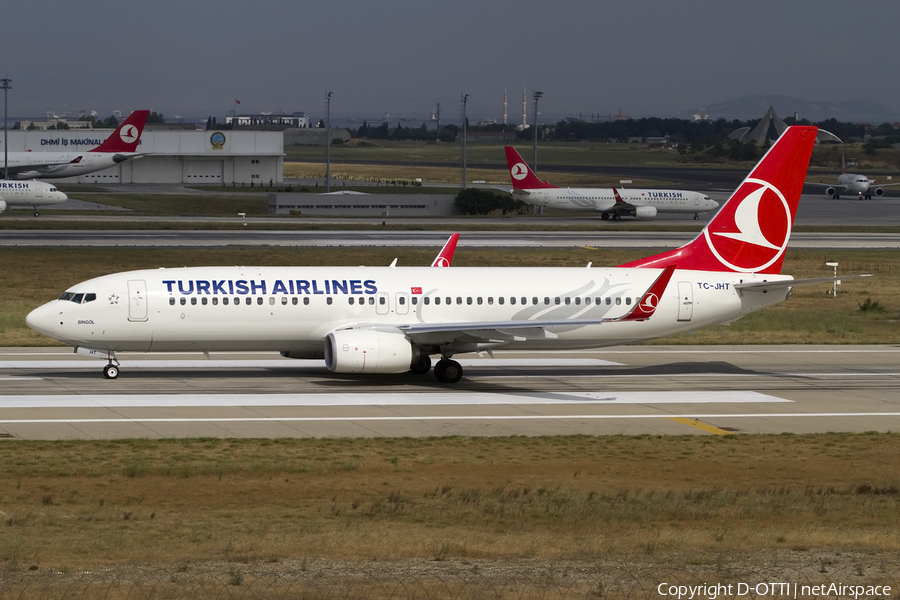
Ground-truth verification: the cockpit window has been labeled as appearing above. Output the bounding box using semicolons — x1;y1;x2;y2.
57;292;96;304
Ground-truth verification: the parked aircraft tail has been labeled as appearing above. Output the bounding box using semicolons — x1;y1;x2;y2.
504;146;557;190
91;110;151;153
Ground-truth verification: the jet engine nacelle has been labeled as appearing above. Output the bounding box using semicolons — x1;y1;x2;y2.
0;200;6;213
325;329;414;374
825;186;836;197
874;187;885;197
634;206;657;219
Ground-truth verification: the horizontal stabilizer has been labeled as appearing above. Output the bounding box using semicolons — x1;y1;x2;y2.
735;274;871;293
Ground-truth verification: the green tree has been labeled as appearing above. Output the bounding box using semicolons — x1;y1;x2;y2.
454;188;527;215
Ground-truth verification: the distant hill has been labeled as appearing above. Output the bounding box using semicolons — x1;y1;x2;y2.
682;95;900;124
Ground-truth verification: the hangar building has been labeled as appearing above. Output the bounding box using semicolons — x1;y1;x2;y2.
3;128;283;185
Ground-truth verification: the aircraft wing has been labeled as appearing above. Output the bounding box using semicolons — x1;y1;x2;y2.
2;159;78;178
398;265;675;343
609;187;638;214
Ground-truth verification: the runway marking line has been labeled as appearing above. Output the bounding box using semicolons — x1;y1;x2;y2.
668;417;732;435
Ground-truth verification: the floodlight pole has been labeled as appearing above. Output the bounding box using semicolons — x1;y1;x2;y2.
325;91;333;193
532;91;543;172
1;77;10;180
461;93;468;189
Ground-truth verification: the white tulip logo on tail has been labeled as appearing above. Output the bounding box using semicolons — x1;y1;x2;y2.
511;163;528;181
705;178;791;273
120;124;139;145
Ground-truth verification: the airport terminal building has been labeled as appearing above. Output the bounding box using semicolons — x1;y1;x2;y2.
3;128;283;185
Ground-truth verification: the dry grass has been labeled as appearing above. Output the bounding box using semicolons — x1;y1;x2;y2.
0;434;899;570
3;247;898;346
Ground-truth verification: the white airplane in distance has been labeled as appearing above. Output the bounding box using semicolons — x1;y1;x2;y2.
27;126;860;382
814;153;900;200
1;110;150;180
0;180;68;216
504;146;719;220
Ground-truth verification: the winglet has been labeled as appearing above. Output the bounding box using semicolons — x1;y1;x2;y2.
431;233;459;267
91;110;151;153
504;146;557;190
614;265;676;321
612;187;625;204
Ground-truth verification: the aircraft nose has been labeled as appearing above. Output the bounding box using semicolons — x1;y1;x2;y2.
26;303;57;338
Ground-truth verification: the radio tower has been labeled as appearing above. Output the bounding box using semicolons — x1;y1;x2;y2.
522;87;527;128
503;89;508;125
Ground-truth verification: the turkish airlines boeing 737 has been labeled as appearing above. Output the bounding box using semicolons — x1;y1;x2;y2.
1;110;150;180
505;146;719;220
27;126;851;382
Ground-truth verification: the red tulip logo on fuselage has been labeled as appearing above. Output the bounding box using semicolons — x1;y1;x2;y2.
705;178;791;273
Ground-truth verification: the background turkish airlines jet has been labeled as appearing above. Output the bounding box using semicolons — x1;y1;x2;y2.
505;146;719;220
28;127;856;382
808;153;900;200
1;110;150;180
0;180;68;216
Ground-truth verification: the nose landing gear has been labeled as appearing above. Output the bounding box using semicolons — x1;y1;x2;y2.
103;358;120;379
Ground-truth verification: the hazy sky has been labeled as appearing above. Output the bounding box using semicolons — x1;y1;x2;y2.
4;0;899;124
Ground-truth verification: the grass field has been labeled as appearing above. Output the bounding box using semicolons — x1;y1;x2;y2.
2;246;898;347
1;434;899;590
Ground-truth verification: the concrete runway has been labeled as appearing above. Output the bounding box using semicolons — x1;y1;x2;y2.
1;345;898;439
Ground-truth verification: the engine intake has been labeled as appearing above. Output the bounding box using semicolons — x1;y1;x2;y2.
325;329;415;374
634;205;657;219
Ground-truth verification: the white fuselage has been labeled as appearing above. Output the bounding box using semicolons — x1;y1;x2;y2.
0;180;68;212
1;151;138;179
512;187;718;214
26;266;790;356
837;173;872;195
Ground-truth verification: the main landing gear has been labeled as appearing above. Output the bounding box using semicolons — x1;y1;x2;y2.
693;213;700;220
433;358;463;383
408;354;463;383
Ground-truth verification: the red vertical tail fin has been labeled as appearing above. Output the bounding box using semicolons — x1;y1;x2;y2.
620;126;817;274
504;146;557;190
92;110;150;153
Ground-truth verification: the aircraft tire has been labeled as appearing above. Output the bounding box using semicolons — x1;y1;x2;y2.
409;354;432;375
613;214;621;221
103;364;119;379
601;213;610;220
434;359;463;383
